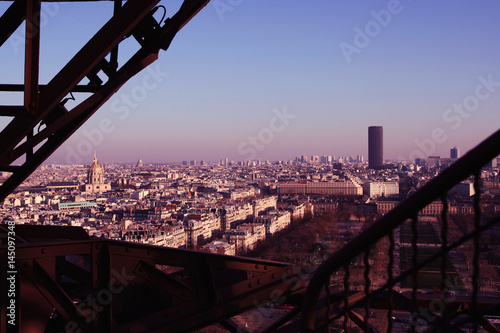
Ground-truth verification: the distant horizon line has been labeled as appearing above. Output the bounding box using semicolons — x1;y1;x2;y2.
40;156;477;166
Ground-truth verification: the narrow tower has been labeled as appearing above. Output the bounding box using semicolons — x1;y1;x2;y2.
368;126;383;169
450;147;460;159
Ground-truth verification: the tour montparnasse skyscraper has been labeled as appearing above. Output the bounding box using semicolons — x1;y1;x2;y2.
368;126;383;169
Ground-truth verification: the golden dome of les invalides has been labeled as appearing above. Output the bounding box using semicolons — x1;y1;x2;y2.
84;152;110;193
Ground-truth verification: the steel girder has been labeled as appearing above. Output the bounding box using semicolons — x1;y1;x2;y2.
0;226;306;332
0;2;308;332
0;0;210;202
301;129;500;332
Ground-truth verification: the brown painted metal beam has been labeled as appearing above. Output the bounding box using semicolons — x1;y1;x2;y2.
347;310;380;333
92;241;113;331
14;0;212;157
0;84;99;93
0;50;158;201
477;316;500;333
0;0;121;2
24;0;41;162
301;128;500;331
0;0;160;163
0;0;211;202
0;0;162;196
158;0;210;51
1;237;305;332
109;0;122;73
35;0;158;121
163;0;210;45
135;260;192;300
19;260;89;329
0;224;28;243
0;166;21;172
24;0;40;117
0;106;27;117
0;0;26;47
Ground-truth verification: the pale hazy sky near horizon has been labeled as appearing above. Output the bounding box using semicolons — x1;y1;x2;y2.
1;0;500;164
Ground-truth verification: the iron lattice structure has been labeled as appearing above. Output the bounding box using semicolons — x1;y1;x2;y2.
0;0;211;202
0;225;305;332
1;0;500;332
301;129;500;333
0;1;309;331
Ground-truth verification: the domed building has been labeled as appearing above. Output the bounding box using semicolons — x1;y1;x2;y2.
83;152;111;193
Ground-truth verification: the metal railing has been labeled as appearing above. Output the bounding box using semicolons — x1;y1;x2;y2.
0;235;305;332
302;128;500;332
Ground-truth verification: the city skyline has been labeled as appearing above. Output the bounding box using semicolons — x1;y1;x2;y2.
1;1;500;164
56;147;480;166
59;128;468;165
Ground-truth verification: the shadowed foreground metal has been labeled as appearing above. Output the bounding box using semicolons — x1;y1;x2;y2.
0;227;305;332
301;129;500;332
0;0;211;202
0;0;499;332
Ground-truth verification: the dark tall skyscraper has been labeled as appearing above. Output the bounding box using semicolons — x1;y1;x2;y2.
450;146;460;159
368;126;383;169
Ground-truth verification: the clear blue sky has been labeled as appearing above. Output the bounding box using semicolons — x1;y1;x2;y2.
1;0;500;164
